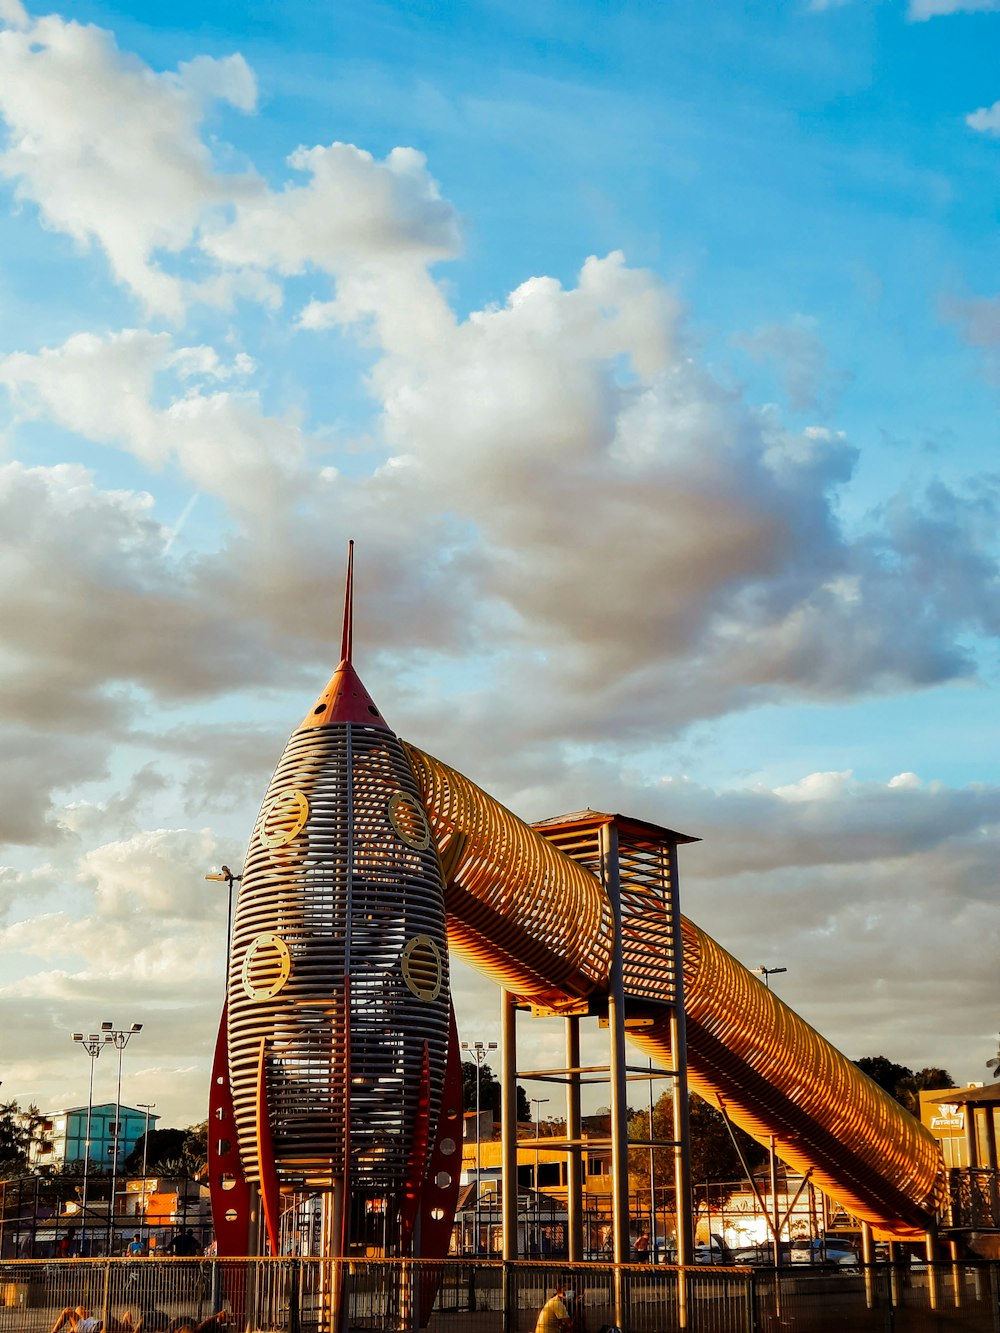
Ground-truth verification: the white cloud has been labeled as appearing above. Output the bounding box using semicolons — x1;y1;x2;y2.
966;100;1000;134
774;770;855;802
202;143;460;277
0;330;306;511
909;0;1000;16
0;0;27;26
0;12;258;316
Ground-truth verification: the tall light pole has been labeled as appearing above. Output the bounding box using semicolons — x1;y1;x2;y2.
101;1021;142;1255
461;1040;496;1256
752;966;786;1263
753;966;787;989
72;1033;103;1256
137;1102;155;1246
205;865;242;985
532;1097;549;1258
647;1058;657;1253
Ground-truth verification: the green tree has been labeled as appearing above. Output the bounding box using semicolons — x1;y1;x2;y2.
124;1123;207;1178
894;1068;954;1116
460;1061;531;1124
854;1057;954;1113
854;1056;913;1097
629;1092;768;1213
0;1100;34;1178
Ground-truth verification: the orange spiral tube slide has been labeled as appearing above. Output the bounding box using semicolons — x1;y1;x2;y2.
405;744;946;1238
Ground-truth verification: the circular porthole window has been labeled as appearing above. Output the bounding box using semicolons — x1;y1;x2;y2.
241;933;292;1001
400;934;443;1002
259;789;310;848
388;791;431;851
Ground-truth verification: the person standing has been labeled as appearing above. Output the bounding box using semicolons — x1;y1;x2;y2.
170;1228;202;1256
534;1282;572;1333
632;1231;650;1261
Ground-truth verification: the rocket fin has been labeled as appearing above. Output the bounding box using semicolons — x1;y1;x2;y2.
207;1003;250;1325
256;1037;282;1256
207;1002;252;1259
417;1003;464;1325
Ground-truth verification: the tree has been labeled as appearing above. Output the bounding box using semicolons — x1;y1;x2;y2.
628;1091;768;1214
124;1124;207;1178
0;1100;34;1179
460;1060;531;1124
854;1057;954;1114
895;1068;955;1116
854;1057;913;1098
516;1085;531;1123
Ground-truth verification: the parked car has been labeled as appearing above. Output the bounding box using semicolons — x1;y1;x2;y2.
693;1240;728;1264
732;1242;790;1266
791;1238;858;1268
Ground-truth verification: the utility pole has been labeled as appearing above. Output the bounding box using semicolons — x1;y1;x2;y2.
101;1021;142;1255
72;1033;103;1255
461;1040;497;1256
137;1103;155;1246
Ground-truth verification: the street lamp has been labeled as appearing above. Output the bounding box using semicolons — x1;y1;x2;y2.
205;865;242;983
751;969;786;1263
753;966;787;989
532;1097;549;1258
460;1040;496;1256
72;1033;103;1255
102;1021;142;1254
137;1103;155;1246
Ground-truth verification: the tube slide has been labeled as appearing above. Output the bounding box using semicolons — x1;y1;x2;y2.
405;743;946;1239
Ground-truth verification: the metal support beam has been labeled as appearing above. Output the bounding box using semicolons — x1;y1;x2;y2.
501;990;518;1261
666;840;693;1274
600;822;629;1333
861;1222;875;1310
565;1016;583;1262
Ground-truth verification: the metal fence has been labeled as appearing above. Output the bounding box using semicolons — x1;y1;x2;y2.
0;1257;998;1333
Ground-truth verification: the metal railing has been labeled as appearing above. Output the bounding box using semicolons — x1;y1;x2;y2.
948;1167;1000;1230
0;1256;998;1332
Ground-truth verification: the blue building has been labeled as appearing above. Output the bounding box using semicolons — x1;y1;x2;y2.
32;1103;159;1171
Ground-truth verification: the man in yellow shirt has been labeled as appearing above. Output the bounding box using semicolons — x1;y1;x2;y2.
534;1283;572;1333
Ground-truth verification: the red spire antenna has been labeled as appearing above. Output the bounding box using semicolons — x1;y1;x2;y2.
341;539;354;665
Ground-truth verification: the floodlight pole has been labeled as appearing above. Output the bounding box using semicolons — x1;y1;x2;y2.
137;1102;155;1245
753;968;787;1265
461;1040;496;1255
72;1033;103;1255
531;1097;549;1256
102;1021;142;1255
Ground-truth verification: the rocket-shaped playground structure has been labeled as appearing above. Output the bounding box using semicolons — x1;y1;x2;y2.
208;545;947;1299
209;545;462;1273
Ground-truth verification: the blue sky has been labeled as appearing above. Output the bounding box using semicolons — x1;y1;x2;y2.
0;0;997;1132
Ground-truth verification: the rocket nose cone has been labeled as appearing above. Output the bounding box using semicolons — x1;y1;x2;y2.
299;658;392;731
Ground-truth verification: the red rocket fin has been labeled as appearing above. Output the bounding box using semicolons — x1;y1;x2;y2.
399;1041;432;1250
256;1038;282;1256
207;1004;250;1324
207;1003;251;1259
417;1003;464;1325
